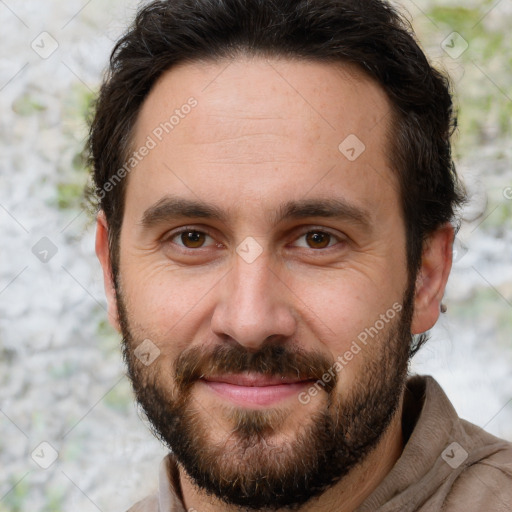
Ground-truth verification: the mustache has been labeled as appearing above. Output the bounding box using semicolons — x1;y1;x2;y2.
174;343;337;394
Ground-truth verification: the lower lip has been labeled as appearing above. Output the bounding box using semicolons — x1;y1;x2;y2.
201;380;312;407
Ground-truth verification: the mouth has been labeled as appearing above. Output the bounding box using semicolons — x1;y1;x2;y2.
200;373;316;407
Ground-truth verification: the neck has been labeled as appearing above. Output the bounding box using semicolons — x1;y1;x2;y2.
179;399;404;512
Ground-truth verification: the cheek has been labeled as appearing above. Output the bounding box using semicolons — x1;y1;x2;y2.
290;267;403;349
310;289;404;394
291;273;406;396
119;261;226;353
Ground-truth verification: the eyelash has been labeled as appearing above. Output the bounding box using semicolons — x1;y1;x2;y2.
163;226;345;252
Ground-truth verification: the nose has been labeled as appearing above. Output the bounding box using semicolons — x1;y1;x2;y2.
210;252;297;351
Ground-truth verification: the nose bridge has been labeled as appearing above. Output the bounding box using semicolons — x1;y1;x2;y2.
233;255;273;309
211;253;296;349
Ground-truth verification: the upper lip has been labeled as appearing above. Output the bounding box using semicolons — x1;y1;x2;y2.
202;374;313;387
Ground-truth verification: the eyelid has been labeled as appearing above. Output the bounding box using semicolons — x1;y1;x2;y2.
162;226;219;248
160;225;348;251
288;226;347;247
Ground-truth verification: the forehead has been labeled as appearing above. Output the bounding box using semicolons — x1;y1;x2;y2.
127;56;398;224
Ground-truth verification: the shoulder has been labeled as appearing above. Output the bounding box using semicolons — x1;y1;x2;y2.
442;439;512;511
124;453;184;512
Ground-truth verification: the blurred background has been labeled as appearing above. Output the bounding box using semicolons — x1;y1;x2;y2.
0;0;511;510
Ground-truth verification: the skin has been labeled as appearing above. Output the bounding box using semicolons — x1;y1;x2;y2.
96;56;454;512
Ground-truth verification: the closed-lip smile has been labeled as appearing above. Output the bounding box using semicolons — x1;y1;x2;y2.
200;373;315;407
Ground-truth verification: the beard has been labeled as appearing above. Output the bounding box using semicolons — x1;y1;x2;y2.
117;285;413;511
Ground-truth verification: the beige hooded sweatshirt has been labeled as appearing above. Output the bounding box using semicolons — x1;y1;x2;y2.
127;376;512;512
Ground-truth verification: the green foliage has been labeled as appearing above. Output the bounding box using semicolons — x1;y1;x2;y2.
450;285;512;350
12;94;46;116
421;2;512;151
482;198;512;232
56;181;86;210
428;5;482;30
55;83;96;211
62;83;96;136
96;317;122;359
103;379;132;413
0;475;30;512
42;487;66;512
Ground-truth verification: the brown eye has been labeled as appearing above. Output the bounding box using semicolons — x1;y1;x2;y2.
305;231;332;249
180;231;207;248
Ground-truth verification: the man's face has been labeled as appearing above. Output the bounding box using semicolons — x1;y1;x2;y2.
111;57;414;508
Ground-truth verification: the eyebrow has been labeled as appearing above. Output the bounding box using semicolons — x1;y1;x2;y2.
273;198;371;230
140;196;227;227
140;195;372;231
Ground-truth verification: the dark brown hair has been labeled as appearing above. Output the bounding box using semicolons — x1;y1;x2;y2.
87;0;465;353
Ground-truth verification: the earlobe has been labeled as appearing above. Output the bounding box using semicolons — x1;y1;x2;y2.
411;223;454;335
95;211;121;333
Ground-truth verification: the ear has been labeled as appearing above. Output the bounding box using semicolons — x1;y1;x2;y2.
411;223;454;335
95;211;121;333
